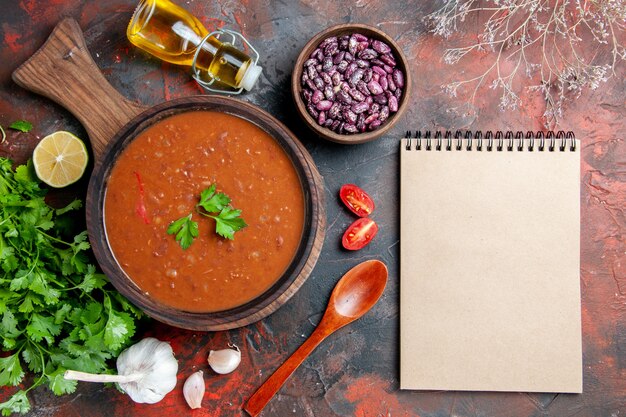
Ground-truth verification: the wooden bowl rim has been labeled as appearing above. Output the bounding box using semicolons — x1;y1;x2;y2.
291;23;412;145
86;95;325;331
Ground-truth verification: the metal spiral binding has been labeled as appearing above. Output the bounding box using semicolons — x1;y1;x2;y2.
404;130;576;152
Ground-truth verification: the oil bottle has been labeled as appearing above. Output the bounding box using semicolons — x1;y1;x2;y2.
127;0;262;92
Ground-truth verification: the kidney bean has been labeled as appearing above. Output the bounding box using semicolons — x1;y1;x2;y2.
363;68;373;83
331;120;341;131
364;113;379;124
322;57;333;71
372;66;386;77
324;42;338;56
352;102;369;114
388;95;399;112
358;48;378;60
348;36;358;54
379;75;388;91
324;118;334;127
324;86;335;100
310;48;322;59
307;104;319;118
307;65;317;79
314;77;324;90
338;122;345;134
315;49;325;61
383;64;393;73
349;88;366;102
328;102;342;119
340;82;350;92
333;51;345;65
318;111;326;125
311;89;323;104
316;100;333;111
372;73;380;82
339;36;349;50
344;123;358;133
387;74;397;92
337;90;353;104
353;33;368;42
319;36;337;48
367;80;383;95
394;87;402;99
380;54;396;67
344;52;354;62
343;109;358;124
368;120;381;130
337;60;349;73
356;80;370;96
357;41;369;52
350;68;364;85
306;79;317;91
356;59;370;68
303;89;312;102
372;40;391;54
379;105;390;122
373;93;387;104
357;114;366;132
371;58;385;67
331;72;342;86
345;62;358;79
392;69;404;88
304;58;318;67
301;72;309;86
370;103;380;114
365;96;374;106
321;72;332;86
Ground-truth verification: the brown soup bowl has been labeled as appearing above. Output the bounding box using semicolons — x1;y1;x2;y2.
87;96;326;331
13;19;325;332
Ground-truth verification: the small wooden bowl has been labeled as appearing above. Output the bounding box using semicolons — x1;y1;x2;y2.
292;23;411;145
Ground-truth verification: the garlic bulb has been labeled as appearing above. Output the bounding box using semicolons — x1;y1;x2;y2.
208;344;241;374
183;370;205;409
64;337;178;404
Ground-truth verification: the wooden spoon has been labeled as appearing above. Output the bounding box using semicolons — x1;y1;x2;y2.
244;259;388;416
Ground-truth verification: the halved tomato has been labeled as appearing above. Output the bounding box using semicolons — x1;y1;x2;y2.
342;217;378;250
339;184;375;217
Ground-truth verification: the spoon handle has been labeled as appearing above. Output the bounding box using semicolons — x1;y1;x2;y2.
244;325;330;416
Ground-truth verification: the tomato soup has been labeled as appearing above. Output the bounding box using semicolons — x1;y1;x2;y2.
104;111;305;312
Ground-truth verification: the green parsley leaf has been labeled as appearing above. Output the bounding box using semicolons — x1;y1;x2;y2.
56;199;82;215
167;213;199;250
26;313;61;345
47;367;77;395
21;344;43;373
0;353;24;386
8;120;33;133
0;390;30;416
211;206;248;240
197;184;231;213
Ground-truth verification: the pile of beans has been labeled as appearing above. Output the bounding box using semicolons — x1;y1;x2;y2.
300;33;405;134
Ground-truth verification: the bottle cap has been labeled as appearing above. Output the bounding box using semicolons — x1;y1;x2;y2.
240;63;263;91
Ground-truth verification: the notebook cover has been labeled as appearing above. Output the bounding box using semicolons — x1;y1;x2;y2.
399;138;582;393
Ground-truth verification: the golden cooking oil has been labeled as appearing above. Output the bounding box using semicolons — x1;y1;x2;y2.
127;0;261;90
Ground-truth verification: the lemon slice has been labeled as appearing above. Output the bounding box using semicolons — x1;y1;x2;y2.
33;131;89;188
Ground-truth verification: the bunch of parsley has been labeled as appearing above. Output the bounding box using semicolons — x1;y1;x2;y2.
0;158;143;415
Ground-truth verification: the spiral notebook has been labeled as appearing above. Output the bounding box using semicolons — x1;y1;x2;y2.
400;131;582;393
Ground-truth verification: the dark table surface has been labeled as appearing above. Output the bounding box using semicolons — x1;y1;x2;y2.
1;1;625;416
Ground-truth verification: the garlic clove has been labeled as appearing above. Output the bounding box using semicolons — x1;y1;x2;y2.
208;344;241;374
183;370;205;409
